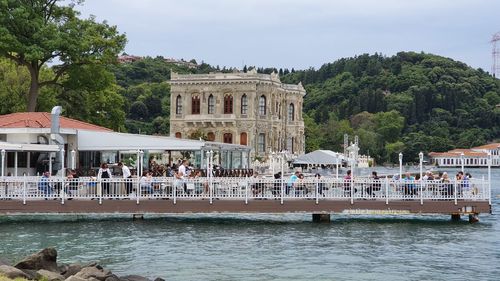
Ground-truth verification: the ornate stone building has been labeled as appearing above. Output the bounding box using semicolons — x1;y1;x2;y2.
169;69;305;159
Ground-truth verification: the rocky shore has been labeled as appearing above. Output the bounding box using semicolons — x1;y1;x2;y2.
0;248;163;281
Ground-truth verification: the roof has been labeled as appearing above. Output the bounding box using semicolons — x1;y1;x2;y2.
471;143;500;150
293;150;343;165
0;112;112;132
0;141;60;152
77;130;250;151
428;151;487;157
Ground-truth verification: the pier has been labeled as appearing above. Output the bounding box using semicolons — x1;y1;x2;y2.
0;176;492;222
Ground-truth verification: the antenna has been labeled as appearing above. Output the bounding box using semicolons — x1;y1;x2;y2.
492;32;500;78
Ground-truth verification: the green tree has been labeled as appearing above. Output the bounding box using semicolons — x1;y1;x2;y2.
0;0;126;111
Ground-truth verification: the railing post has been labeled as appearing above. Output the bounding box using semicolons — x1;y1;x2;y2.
173;179;177;205
136;179;140;205
453;181;457;205
420;180;423;205
61;177;65;205
23;175;26;205
350;179;354;205
482;176;485;201
245;176;248;205
487;152;491;206
280;177;284;205
315;178;319;205
385;177;389;205
98;179;102;205
209;177;213;205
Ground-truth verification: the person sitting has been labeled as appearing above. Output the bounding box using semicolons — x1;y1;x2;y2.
403;172;416;196
343;170;353;196
273;172;282;196
315;173;327;196
38;171;53;198
287;171;300;195
367;171;381;197
139;171;154;195
251;172;264;196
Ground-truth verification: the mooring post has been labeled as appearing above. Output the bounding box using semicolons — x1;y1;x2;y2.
312;213;330;223
451;214;461;221
468;214;479;223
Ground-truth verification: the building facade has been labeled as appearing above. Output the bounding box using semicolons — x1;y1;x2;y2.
428;143;500;167
169;70;306;159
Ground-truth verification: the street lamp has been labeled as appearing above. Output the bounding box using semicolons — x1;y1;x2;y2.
139;150;144;176
398;152;403;180
419;152;423;180
460;152;464;173
1;149;5;177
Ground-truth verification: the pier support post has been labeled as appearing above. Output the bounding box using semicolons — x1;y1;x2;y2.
451;214;461;221
468;214;479;223
132;214;144;220
312;213;330;223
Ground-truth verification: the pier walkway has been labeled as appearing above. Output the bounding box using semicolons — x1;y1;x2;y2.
0;177;492;222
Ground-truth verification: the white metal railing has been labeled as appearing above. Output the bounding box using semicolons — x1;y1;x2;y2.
0;176;491;205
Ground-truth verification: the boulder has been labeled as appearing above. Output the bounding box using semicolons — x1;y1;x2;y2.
153;278;165;281
37;269;65;281
14;247;59;272
65;275;89;281
62;263;83;278
19;269;41;280
104;274;121;281
74;266;113;281
120;275;151;281
0;264;32;279
0;258;11;266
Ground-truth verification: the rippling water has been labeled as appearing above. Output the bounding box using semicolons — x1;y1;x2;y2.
1;168;499;281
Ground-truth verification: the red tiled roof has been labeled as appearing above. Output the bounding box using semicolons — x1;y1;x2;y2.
428;151;487;157
0;112;112;132
472;143;500;150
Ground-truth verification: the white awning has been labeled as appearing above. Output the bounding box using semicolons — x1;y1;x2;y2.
77;130;206;151
0;142;60;152
293;150;343;165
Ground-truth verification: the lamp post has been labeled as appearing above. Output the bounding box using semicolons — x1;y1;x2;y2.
398;152;403;180
271;151;275;175
487;151;491;206
71;150;76;170
139;150;144;177
60;147;65;177
335;155;339;179
419;152;423;180
460;152;464;173
1;149;5;177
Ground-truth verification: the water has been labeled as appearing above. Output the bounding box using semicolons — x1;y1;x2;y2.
1;168;499;280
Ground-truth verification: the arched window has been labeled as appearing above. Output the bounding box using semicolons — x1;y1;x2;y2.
240;132;247;145
288;103;295;121
175;95;182;115
191;95;200;114
207;132;215;141
208;94;215;114
175;132;182;138
258;133;265;152
224;94;233;114
241;94;248;115
223;133;233;144
259;95;266;116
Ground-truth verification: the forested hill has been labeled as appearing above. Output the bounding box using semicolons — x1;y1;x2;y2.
279;52;500;162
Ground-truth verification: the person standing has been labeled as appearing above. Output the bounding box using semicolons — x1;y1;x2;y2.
38;171;53;198
118;162;132;195
97;163;112;196
178;159;188;193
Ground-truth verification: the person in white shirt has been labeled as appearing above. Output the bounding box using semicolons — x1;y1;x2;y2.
118;162;132;195
97;163;112;195
178;160;188;192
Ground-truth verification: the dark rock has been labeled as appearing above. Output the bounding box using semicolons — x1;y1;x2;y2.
14;247;59;272
74;266;113;281
37;269;65;281
104;274;121;281
20;268;41;280
120;275;151;281
65;275;89;281
62;263;83;278
59;263;69;274
0;264;32;279
153;278;165;281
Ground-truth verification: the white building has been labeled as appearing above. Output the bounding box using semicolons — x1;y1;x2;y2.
428;143;500;167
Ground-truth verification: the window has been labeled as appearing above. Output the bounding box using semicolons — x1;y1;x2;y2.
224;94;233;114
175;95;182;115
175;132;182;138
259;95;266;115
241;94;248;115
208;94;215;114
223;133;233;144
240;132;247;145
287;137;294;153
191;95;200;114
207;132;215;141
258;133;265;153
288;103;295;121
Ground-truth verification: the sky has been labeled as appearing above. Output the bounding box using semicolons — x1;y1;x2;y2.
77;0;500;72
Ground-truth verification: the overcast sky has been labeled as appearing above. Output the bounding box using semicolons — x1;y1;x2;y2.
77;0;499;72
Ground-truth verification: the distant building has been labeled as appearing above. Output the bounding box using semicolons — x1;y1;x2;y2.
428;143;500;167
169;69;306;159
117;55;142;63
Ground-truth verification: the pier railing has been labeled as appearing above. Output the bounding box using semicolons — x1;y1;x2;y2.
0;176;491;205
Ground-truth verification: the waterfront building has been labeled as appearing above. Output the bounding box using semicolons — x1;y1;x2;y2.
0;111;250;176
428;143;500;167
169;69;306;160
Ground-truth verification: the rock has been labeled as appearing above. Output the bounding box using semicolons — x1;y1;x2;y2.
20;269;41;280
62;263;83;278
0;264;32;279
37;269;65;281
0;258;11;266
74;266;113;281
153;278;165;281
104;274;121;281
65;275;89;281
120;275;151;281
14;247;59;272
